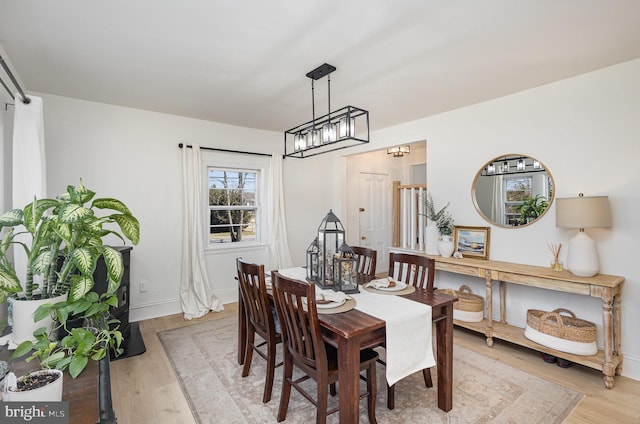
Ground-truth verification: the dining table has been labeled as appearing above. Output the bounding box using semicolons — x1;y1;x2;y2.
237;272;457;423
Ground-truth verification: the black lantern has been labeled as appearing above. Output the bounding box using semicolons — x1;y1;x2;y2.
306;237;320;282
316;209;345;289
333;243;359;293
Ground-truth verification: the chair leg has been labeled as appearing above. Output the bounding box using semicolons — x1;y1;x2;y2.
422;368;433;388
366;364;377;424
387;383;395;410
329;383;337;396
263;339;276;403
277;354;293;422
317;379;328;424
241;328;255;378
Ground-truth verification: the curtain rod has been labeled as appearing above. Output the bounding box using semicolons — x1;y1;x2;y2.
0;54;30;104
178;143;272;157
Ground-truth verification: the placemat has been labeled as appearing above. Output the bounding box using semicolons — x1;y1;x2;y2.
363;285;416;296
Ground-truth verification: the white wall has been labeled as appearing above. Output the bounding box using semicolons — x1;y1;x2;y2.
38;94;282;321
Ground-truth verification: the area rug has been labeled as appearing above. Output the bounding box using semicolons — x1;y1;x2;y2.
158;316;582;423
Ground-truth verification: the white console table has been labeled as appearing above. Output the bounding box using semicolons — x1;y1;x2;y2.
426;254;624;389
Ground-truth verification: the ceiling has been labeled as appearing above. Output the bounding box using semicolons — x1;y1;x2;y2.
1;1;640;133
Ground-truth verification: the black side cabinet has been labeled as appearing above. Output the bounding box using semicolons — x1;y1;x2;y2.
93;246;132;338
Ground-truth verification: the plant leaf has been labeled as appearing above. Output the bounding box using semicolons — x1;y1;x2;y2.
69;274;94;302
59;203;93;224
92;198;131;215
102;246;123;286
69;355;89;378
111;214;140;245
71;247;98;275
0;209;23;227
11;341;35;359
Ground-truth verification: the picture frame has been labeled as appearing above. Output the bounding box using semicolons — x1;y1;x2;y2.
453;226;491;259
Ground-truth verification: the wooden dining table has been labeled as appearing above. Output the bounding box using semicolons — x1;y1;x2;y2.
237;274;457;423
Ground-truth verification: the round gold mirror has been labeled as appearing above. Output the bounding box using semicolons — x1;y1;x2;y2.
472;154;554;228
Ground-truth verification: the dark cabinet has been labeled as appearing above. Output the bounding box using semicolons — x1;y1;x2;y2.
93;246;132;338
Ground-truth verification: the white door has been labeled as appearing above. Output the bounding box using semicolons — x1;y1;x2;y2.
358;172;391;274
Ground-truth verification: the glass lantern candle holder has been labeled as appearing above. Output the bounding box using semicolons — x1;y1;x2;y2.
306;237;320;282
333;243;359;293
316;209;345;290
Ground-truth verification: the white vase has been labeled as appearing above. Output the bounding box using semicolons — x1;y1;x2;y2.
438;236;455;257
425;223;440;255
4;369;64;402
9;293;68;346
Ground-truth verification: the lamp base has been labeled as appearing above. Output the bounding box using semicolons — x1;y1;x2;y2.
566;231;600;277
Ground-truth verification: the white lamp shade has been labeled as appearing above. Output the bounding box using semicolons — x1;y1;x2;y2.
556;195;611;229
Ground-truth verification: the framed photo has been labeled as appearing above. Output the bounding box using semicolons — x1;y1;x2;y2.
453;226;491;259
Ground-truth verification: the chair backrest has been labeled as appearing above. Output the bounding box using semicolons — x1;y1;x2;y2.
351;246;377;278
387;252;435;291
236;258;276;336
271;271;327;375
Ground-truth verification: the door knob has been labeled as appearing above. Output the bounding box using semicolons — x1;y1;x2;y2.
359;208;365;212
361;236;367;240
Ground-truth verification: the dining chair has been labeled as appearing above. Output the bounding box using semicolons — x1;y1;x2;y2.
236;258;282;403
351;246;377;278
271;271;379;424
383;252;436;409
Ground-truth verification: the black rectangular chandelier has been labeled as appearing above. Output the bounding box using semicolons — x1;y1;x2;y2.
284;63;369;159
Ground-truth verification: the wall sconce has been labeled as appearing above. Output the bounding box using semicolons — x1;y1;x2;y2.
284;63;369;159
387;145;410;157
556;193;612;277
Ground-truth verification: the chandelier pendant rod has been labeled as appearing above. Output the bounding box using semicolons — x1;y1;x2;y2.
311;79;316;130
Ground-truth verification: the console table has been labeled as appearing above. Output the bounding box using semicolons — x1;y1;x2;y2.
426;254;624;389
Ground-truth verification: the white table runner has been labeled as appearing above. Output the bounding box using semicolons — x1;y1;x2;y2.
351;289;435;386
276;267;435;386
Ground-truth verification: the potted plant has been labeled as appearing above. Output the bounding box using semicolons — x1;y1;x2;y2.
514;194;549;225
0;180;139;346
12;289;124;378
3;368;64;401
423;193;451;255
436;211;455;257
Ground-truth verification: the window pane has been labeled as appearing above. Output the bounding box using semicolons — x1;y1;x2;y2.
208;168;259;244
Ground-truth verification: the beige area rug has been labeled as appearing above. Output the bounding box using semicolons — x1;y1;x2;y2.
158;316;582;423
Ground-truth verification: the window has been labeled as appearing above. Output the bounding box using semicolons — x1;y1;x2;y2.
503;176;532;226
208;167;259;244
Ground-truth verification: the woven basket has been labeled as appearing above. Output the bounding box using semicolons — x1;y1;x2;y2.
437;285;484;312
526;308;596;343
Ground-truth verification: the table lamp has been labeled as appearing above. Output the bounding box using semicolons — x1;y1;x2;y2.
555;193;611;277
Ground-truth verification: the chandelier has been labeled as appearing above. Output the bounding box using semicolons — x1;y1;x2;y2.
284;63;369;158
387;145;410;157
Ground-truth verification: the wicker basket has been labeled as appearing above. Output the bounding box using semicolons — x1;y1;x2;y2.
524;308;598;355
436;285;484;322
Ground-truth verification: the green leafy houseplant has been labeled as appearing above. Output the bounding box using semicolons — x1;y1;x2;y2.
423;192;455;237
12;290;124;378
0;180;140;303
1;180;140;378
437;212;455;237
423;192;450;224
514;194;549;225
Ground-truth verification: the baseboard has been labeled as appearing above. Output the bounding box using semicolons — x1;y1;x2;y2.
621;353;640;381
129;289;238;323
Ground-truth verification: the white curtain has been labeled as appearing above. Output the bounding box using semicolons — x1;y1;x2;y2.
12;94;47;288
491;175;504;225
266;152;293;270
180;143;223;320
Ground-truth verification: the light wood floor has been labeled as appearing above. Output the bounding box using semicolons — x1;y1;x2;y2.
110;304;640;423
